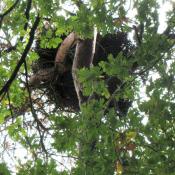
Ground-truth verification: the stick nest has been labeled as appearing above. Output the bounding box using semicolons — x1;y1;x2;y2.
32;32;133;112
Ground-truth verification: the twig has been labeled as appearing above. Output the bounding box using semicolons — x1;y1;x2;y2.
24;56;49;156
24;58;48;129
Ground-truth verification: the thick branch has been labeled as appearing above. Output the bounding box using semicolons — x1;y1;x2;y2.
55;32;78;65
72;39;93;105
72;27;97;106
29;32;77;86
0;15;40;99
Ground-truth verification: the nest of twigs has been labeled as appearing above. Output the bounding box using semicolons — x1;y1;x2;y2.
32;32;133;112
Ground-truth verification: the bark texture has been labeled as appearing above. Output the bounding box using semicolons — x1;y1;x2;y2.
72;39;94;105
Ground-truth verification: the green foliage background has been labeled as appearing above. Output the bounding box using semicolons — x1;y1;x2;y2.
0;0;175;174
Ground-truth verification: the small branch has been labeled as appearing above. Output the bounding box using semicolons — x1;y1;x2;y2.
4;100;30;122
24;58;49;155
103;41;175;114
38;131;48;157
0;0;20;28
0;14;40;100
133;23;144;45
19;0;32;42
162;7;175;40
24;0;32;30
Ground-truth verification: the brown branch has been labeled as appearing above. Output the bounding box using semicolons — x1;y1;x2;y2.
0;43;12;49
72;39;94;105
55;32;78;65
0;14;40;100
54;32;78;74
72;27;97;106
30;32;78;86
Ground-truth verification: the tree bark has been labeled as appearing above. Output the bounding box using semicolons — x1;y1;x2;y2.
72;39;93;106
72;27;97;106
55;32;78;65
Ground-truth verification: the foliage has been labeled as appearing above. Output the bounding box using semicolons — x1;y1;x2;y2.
0;163;11;175
0;0;175;175
16;159;60;175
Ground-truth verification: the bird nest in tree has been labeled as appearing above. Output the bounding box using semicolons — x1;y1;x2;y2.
31;32;133;112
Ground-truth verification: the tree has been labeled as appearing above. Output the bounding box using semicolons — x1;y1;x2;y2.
0;0;175;174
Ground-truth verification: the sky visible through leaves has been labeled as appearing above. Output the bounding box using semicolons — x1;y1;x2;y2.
0;1;173;175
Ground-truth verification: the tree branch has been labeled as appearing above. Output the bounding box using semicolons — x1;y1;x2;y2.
24;0;32;31
72;39;94;105
30;32;78;86
0;0;20;28
72;27;97;106
4;99;30;122
0;14;40;100
55;32;78;64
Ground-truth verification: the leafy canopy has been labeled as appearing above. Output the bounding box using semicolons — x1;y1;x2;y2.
0;0;175;175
